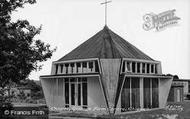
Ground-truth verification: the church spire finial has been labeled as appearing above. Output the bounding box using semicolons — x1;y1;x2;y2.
101;0;112;26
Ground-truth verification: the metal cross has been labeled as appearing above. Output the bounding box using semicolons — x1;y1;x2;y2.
101;0;112;25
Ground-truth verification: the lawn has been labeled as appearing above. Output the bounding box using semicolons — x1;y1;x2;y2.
49;101;190;119
98;101;190;119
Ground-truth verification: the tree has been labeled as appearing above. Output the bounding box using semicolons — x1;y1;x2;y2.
0;0;56;117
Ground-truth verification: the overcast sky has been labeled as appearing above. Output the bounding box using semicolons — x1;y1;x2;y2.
12;0;190;80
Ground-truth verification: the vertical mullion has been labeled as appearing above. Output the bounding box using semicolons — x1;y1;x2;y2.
130;77;132;108
150;78;152;108
140;78;143;109
81;79;83;106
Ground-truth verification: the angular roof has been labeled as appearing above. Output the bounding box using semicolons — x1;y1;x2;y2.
58;26;154;61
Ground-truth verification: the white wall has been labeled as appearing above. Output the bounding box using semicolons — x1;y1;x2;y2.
159;77;173;107
41;78;65;109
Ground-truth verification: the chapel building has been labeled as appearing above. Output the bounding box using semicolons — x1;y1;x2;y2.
40;26;173;114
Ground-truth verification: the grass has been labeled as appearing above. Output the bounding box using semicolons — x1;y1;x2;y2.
48;101;190;119
98;101;190;119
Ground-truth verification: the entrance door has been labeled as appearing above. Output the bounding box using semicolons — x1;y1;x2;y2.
65;77;88;108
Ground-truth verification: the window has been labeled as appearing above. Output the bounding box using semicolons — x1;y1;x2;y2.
147;64;150;73
60;64;63;73
127;62;131;72
121;77;140;112
65;78;69;107
89;62;93;69
82;62;87;68
65;64;69;74
137;63;140;73
142;63;145;73
122;61;126;72
70;63;74;73
82;78;88;108
143;78;159;109
151;64;154;73
64;77;88;108
131;77;140;109
188;81;190;93
155;64;157;74
143;78;151;108
95;61;99;72
76;63;81;73
152;78;159;108
55;64;58;74
132;62;136;73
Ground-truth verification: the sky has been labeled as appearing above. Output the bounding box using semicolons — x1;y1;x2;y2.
11;0;190;80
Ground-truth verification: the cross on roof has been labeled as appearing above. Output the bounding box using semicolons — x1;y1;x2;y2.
101;0;112;25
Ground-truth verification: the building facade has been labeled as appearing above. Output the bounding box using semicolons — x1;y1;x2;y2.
40;26;173;115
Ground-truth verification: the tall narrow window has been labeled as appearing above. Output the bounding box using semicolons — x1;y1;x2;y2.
65;78;69;108
122;61;126;72
71;83;75;105
78;83;81;106
147;64;150;73
82;78;87;108
89;61;93;72
95;61;99;72
55;64;58;74
152;78;159;108
155;64;158;74
121;77;130;112
137;63;140;73
60;64;63;73
132;62;136;73
131;77;140;109
151;64;154;73
65;64;69;74
143;78;151;108
76;63;81;73
127;62;131;72
188;82;190;93
142;63;145;73
70;63;74;73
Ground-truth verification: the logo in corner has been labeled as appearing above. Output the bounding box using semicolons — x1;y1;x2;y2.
143;9;180;31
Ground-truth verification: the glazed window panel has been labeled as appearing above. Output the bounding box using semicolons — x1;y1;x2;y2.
127;62;131;72
82;82;88;108
155;64;158;74
137;63;140;73
122;61;126;72
71;84;75;105
65;79;69;107
121;77;130;112
78;83;81;106
76;62;81;73
142;63;146;73
65;64;69;74
64;77;88;108
151;64;154;73
152;78;159;108
95;61;99;72
132;62;136;73
147;64;150;73
143;78;151;108
55;64;58;74
131;77;140;109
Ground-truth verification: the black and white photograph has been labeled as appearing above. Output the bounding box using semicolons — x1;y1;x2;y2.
0;0;190;119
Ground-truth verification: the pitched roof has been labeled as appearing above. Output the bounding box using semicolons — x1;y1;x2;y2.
58;26;154;61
